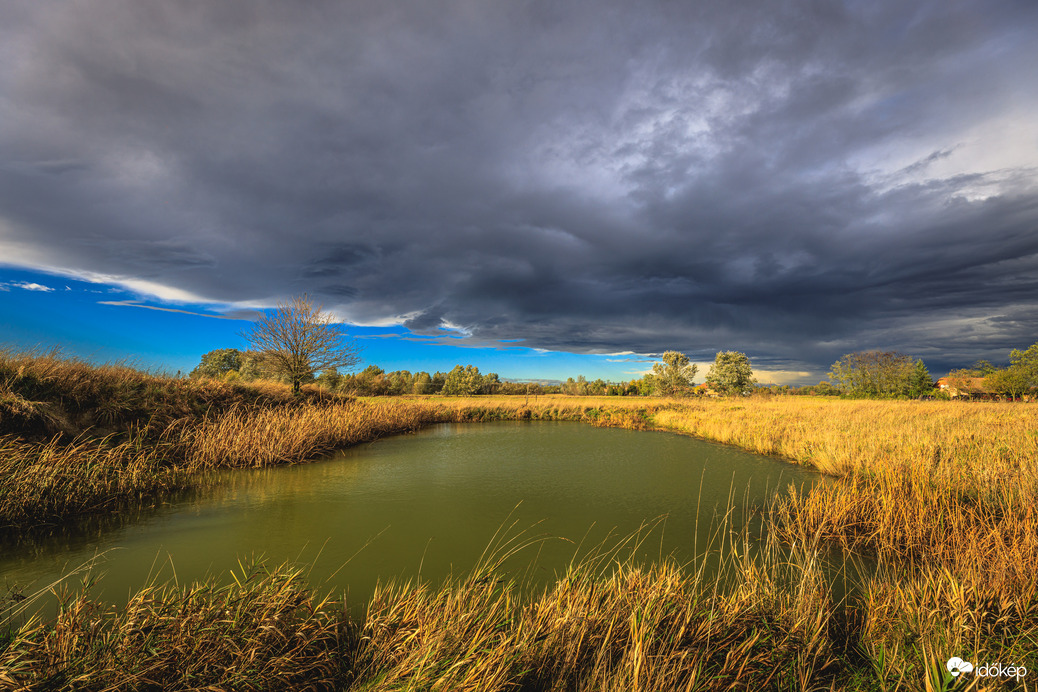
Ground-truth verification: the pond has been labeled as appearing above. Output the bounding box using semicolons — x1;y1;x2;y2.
1;422;822;609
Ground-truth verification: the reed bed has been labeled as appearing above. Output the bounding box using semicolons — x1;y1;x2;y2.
645;398;1038;587
0;349;304;440
643;396;1038;690
650;398;1038;478
3;354;1038;688
4;548;1019;690
182;400;447;468
2;533;858;691
1;562;349;690
177;396;663;470
0;432;191;529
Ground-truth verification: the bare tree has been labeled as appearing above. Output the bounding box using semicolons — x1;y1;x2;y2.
241;294;361;395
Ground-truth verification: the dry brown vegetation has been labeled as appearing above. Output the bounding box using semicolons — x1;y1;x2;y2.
1;532;850;691
1;561;348;689
650;398;1038;691
0;349;330;528
2;353;1037;689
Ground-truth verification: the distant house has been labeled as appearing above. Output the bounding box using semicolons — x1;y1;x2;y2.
936;376;991;398
696;383;720;397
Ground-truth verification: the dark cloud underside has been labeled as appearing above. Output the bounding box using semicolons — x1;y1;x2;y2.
1;0;1037;373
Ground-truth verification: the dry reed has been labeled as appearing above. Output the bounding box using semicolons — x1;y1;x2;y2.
2;532;856;691
0;432;190;528
1;561;349;689
3;353;1037;689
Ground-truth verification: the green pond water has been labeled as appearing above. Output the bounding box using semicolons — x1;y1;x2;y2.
1;422;824;609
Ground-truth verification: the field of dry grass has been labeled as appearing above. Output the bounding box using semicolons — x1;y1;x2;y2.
0;532;850;691
2;353;1036;689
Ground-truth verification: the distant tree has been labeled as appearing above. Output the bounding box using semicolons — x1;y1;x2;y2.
347;365;388;395
563;375;593;396
316;368;343;391
241;294;361;395
705;351;755;395
1009;342;1038;391
986;367;1031;400
814;381;839;396
829;351;917;398
908;359;933;398
413;371;433;394
791;381;838;396
481;372;501;394
237;352;264;381
190;348;267;381
971;359;998;376
616;380;633;396
648;351;698;396
387;370;413;395
190;348;244;379
334;367;442;396
442;365;484;396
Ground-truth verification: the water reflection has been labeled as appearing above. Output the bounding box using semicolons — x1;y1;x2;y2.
1;422;823;610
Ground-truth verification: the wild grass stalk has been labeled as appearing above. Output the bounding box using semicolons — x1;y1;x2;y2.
1;561;350;690
3;353;1037;688
180;400;446;468
0;432;192;529
2;516;1031;690
320;517;853;691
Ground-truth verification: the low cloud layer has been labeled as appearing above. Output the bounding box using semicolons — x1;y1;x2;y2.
2;0;1037;374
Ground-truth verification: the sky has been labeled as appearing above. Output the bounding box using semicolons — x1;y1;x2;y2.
1;0;1037;384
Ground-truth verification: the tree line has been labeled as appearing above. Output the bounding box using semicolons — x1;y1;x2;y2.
939;343;1038;399
190;345;759;398
195;294;1038;399
817;343;1038;399
190;353;499;396
190;343;1038;400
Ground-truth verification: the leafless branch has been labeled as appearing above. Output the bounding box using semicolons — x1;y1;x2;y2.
240;294;361;394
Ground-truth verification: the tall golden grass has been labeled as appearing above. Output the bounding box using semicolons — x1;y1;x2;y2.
182;400;442;468
646;396;1038;691
2;531;849;691
1;561;348;689
651;397;1038;477
0;349;307;437
3;353;1037;688
0;431;190;526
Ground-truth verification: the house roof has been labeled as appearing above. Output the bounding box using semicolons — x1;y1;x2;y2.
936;376;990;393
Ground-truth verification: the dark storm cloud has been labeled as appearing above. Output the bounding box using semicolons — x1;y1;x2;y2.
1;0;1037;375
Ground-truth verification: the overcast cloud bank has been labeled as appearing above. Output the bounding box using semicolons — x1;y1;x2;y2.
1;0;1037;375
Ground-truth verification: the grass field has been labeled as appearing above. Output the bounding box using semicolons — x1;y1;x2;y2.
2;352;1036;689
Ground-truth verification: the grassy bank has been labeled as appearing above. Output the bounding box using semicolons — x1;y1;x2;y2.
2;353;1037;688
647;398;1038;691
0;352;653;529
0;535;853;691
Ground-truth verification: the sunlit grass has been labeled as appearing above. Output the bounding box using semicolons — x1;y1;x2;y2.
2;528;852;691
0;431;191;526
1;560;348;689
2;353;1037;688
